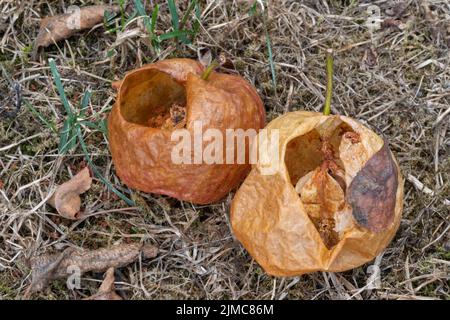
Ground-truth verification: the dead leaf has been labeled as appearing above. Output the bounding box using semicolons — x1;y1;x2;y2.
84;268;122;300
32;5;120;59
347;140;399;233
48;167;92;220
26;243;158;295
197;48;212;68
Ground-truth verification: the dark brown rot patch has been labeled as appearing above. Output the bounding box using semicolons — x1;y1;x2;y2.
347;140;398;233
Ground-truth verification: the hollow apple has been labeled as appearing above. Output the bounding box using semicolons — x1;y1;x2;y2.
230;51;403;276
108;58;265;204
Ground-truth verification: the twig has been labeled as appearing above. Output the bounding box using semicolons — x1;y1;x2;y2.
434;106;450;127
421;223;450;252
0;133;43;152
407;174;450;206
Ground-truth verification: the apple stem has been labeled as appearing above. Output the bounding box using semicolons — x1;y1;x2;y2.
323;49;334;116
201;60;220;81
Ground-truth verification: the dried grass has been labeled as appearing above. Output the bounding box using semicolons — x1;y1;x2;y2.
0;0;449;300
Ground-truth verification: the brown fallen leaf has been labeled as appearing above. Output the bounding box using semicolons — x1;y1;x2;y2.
197;47;212;68
347;140;399;233
32;5;120;59
84;268;122;300
48;167;92;220
26;243;158;295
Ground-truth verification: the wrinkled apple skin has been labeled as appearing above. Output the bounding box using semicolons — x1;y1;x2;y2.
108;59;265;204
230;111;403;276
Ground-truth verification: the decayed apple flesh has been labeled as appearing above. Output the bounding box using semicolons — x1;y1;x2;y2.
285;119;365;248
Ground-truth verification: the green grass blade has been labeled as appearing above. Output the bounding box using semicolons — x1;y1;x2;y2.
76;126;134;206
158;29;192;41
119;0;126;28
80;121;101;130
103;9;118;31
150;4;160;50
167;0;180;30
80;89;91;116
58;117;73;153
180;0;197;28
191;1;201;37
80;120;107;136
24;100;57;133
134;0;152;33
134;0;145;15
48;58;73;115
66;126;78;151
99;119;108;136
167;0;189;43
151;4;159;34
249;1;258;15
265;28;277;87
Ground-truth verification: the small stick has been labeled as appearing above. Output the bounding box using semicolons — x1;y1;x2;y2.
323;49;334;116
407;174;450;206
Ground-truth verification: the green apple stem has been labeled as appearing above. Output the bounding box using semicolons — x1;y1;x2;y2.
323;49;334;116
201;60;220;81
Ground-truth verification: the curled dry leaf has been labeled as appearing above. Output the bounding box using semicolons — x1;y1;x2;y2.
27;243;158;294
231;111;404;276
33;5;120;58
84;268;122;300
197;48;212;68
48;167;92;220
108;58;265;204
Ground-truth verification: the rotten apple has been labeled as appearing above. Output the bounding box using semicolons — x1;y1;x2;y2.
108;58;265;204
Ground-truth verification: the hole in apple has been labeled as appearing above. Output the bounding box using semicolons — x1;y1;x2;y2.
284;119;359;249
120;69;187;129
